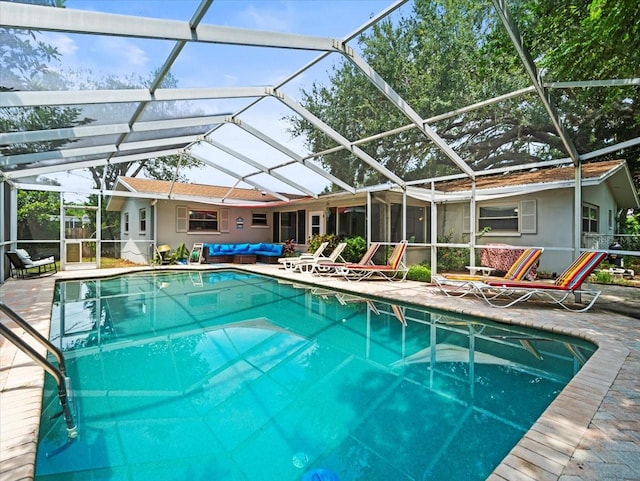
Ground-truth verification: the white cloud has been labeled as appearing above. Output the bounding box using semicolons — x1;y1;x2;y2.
38;32;79;57
238;3;295;32
97;37;149;67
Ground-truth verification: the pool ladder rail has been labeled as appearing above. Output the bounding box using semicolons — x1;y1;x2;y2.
0;301;78;439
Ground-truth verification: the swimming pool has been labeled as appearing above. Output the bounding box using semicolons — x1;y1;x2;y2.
36;270;595;481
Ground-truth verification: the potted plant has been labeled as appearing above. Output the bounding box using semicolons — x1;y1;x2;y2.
282;239;296;257
173;243;190;264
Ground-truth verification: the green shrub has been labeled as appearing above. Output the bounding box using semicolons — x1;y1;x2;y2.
591;270;612;284
407;264;431;282
307;234;339;253
343;236;367;262
307;234;368;262
437;230;470;272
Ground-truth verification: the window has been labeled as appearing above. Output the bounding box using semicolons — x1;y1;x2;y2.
124;212;129;234
252;212;268;227
338;205;366;238
473;200;536;234
582;204;599;233
280;211;297;242
189;209;218;232
139;208;146;233
478;205;518;232
406;205;427;243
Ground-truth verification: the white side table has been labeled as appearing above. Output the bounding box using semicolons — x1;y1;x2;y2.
465;266;495;277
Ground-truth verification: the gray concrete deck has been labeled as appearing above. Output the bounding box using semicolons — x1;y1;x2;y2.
1;264;638;481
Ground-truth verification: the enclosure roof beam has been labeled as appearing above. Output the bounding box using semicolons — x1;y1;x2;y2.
188;149;291;202
232;119;356;194
273;90;407;188
492;0;580;165
0;2;339;51
1;135;198;166
0;115;227;145
109;0;215;167
0;87;267;108
341;48;477;179
202;138;316;197
545;78;640;89
3;149;182;179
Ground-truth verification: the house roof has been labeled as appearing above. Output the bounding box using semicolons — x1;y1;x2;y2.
433;159;639;208
107;176;309;211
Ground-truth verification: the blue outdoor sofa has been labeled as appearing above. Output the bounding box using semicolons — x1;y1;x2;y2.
204;242;284;264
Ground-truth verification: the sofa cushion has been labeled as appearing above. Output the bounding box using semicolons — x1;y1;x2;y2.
235;243;250;253
267;244;284;254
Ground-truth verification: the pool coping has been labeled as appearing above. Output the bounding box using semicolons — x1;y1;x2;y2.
0;265;635;481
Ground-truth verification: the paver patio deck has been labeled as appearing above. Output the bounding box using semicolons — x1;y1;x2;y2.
1;264;638;481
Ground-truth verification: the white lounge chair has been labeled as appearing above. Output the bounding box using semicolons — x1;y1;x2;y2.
277;241;329;272
295;242;347;273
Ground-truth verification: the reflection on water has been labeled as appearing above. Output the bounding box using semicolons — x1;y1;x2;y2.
37;270;595;481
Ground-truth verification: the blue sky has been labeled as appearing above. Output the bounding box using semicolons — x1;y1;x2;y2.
33;0;412;195
42;0;404;89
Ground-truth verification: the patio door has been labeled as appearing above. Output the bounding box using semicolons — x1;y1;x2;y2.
62;205;99;270
308;210;324;238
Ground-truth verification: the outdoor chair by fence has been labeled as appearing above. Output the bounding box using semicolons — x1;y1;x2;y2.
278;241;329;271
432;247;543;297
336;241;408;281
312;242;381;277
6;249;57;278
472;250;607;312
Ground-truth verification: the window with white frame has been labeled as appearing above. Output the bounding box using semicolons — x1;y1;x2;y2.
252;212;268;227
124;212;129;234
465;200;536;234
189;209;219;232
139;208;146;233
478;205;519;231
582;203;599;233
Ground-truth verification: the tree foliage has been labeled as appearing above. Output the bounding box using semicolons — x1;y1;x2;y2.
16;179;61;240
71;70;204;190
0;0;94;156
290;0;639;191
1;4;203;189
524;0;640;185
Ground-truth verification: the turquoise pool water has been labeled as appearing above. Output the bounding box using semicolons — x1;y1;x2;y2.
36;270;595;481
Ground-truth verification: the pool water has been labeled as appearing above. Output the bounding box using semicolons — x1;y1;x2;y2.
36;270;595;481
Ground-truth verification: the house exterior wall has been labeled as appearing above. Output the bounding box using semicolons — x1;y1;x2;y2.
118;198;276;263
438;183;618;273
154;200;273;247
120;197;152;264
115;177;622;271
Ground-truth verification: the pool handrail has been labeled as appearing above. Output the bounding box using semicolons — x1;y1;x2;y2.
0;301;78;438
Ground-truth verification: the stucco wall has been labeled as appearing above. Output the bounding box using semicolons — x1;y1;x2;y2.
120;197;152;264
154;200;273;247
119;198;277;263
438;184;617;273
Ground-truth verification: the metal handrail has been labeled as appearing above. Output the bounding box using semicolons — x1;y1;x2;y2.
0;302;78;438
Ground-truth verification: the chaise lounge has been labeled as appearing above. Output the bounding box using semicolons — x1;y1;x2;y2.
432;247;544;297
6;249;57;278
471;250;607;312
